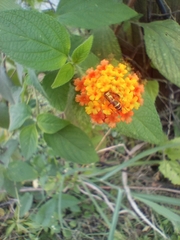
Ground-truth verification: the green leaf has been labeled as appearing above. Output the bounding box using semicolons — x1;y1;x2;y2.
51;63;74;88
19;192;33;217
146;80;159;103
61;194;80;209
0;165;4;189
133;192;180;207
37;113;69;134
20;124;38;159
72;35;93;64
9;103;31;131
0;102;9;129
34;197;56;228
28;99;36;109
117;82;164;144
44;124;99;164
62;229;72;238
70;35;100;69
65;85;93;133
3;177;21;197
102;141;180;181
136;196;180;224
141;20;180;87
30;156;47;176
5;222;16;237
15;63;23;85
0;10;70;71
42;71;69;111
0;0;20;11
57;0;137;29
27;69;48;98
70;35;85;55
7;161;37;182
80;52;100;71
159;160;180;185
0;66;15;104
92;26;122;60
108;189;123;240
165;137;180;161
0;139;18;166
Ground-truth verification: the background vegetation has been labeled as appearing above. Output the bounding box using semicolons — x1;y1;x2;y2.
0;0;180;239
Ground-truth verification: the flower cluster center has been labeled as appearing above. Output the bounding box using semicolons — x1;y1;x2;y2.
74;60;144;128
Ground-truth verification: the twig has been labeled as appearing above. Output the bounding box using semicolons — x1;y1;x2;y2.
82;181;115;212
98;138;146;155
101;185;180;195
97;143;129;154
78;187;103;201
122;166;168;239
80;182;130;216
127;142;146;156
95;128;111;151
0;199;18;207
0;187;43;194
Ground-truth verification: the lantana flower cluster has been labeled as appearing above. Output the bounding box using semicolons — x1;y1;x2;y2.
74;59;144;128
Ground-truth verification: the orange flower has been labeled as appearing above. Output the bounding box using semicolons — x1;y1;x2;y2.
74;60;145;128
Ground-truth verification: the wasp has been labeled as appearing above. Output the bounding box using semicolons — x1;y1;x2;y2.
104;92;122;111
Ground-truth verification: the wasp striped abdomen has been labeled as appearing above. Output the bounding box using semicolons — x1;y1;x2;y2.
104;92;122;111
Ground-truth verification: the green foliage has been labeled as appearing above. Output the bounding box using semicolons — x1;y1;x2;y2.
19;124;38;159
164;137;180;161
133;192;180;207
0;165;4;189
108;189;123;240
0;0;20;11
117;82;164;144
41;71;69;111
159;138;180;185
0;1;180;239
135;196;180;226
0;102;9;128
141;20;180;87
6;161;37;182
37;113;69;133
0;139;18;166
92;26;122;60
44;124;98;164
146;80;159;103
0;66;15;104
27;69;48;98
51;63;74;88
9;103;32;131
79;52;100;71
61;194;81;209
19;192;33;217
0;10;70;71
72;35;94;64
57;0;137;29
159;160;180;185
33;197;57;228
